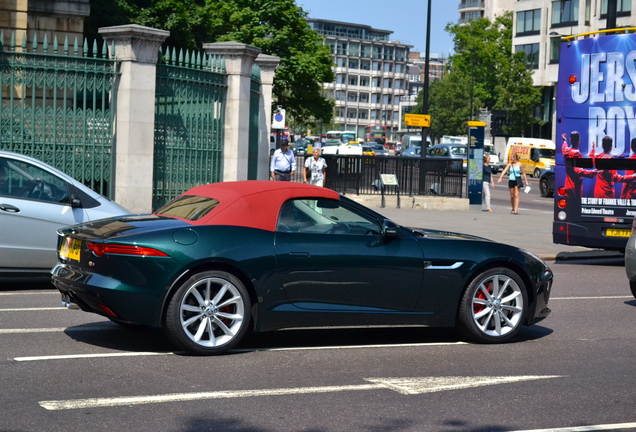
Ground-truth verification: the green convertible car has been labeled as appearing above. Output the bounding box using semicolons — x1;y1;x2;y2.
52;181;553;355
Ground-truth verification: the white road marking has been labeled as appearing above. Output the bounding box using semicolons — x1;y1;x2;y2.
14;342;465;362
511;422;636;431
0;307;64;312
15;352;175;362
0;327;68;334
0;291;58;296
551;296;633;300
39;375;562;410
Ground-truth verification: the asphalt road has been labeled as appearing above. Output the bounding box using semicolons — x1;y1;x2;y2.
1;257;635;432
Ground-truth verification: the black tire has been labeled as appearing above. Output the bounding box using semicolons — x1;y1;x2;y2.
534;168;541;178
540;177;553;197
165;271;251;355
630;280;636;300
457;267;528;343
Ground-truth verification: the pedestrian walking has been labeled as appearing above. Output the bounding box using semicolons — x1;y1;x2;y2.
482;155;494;212
270;141;296;181
303;148;327;187
497;152;528;215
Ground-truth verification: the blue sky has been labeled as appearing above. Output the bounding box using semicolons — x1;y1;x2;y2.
298;0;457;55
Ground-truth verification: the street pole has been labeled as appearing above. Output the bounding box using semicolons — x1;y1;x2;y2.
421;0;431;158
418;0;432;195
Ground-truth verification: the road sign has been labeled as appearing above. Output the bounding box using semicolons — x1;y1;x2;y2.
272;108;286;129
404;114;431;127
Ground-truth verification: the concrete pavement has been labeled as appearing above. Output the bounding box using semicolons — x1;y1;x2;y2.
348;195;622;261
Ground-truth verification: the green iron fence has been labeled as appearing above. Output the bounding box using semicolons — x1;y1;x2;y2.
153;47;227;209
0;31;118;197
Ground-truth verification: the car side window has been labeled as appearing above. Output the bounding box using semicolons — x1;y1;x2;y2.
277;199;382;235
0;157;69;203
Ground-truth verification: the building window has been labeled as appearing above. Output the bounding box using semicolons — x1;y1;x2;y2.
336;57;346;67
371;94;380;104
372;61;382;71
383;62;393;72
359;93;369;103
336;91;346;101
552;0;578;27
550;37;561;64
373;46;382;59
383;78;392;88
358;110;368;119
601;0;631;17
395;48;407;62
516;43;540;69
516;9;541;36
382;95;393;104
384;47;394;61
360;77;370;87
361;45;372;58
337;41;348;55
360;60;371;70
395;63;403;74
349;43;360;56
371;77;380;87
336;74;346;84
348;76;359;86
347;109;357;118
348;59;359;69
348;92;358;102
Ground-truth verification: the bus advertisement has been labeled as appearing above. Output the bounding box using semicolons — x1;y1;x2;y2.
364;124;387;145
554;30;636;250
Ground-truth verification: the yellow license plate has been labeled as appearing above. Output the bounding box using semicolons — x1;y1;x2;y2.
59;237;81;261
605;229;631;237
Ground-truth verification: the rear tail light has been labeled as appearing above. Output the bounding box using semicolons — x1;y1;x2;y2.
86;242;169;257
557;199;567;209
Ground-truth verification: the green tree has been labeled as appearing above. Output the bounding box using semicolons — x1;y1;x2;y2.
417;12;541;136
85;0;335;124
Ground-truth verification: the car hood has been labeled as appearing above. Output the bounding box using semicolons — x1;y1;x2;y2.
405;226;492;242
59;215;192;241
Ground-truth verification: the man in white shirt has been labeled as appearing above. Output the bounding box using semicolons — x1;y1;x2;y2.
270;142;296;181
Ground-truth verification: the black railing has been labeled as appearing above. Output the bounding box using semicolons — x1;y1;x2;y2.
290;155;465;198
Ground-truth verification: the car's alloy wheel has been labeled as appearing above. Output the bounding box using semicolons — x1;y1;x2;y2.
165;271;251;355
457;268;527;343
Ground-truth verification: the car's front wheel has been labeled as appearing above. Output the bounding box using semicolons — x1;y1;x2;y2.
165;271;251;355
457;268;528;343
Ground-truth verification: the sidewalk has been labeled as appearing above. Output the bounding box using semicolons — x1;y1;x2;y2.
353;197;621;262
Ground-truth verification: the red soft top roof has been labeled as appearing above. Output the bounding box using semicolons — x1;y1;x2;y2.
174;181;340;231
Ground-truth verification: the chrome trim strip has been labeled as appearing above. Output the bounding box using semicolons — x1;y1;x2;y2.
427;262;464;270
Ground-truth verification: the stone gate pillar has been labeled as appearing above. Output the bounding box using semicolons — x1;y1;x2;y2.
203;41;261;182
99;24;169;214
255;54;280;180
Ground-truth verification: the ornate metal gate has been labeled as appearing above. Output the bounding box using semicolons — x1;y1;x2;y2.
153;47;227;209
0;32;117;197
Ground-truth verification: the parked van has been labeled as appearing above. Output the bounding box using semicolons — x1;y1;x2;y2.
505;137;556;178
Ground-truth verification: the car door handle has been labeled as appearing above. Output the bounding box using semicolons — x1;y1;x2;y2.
0;203;20;213
289;252;310;258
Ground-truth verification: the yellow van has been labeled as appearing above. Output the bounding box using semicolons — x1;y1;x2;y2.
505;137;556;178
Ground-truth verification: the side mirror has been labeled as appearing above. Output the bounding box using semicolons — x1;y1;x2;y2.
382;219;398;238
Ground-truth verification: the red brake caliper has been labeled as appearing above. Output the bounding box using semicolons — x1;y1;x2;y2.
474;282;492;314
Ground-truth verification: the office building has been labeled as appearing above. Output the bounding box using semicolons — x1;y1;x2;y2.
307;19;411;141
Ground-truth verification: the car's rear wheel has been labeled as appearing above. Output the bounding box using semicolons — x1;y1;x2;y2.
457;268;528;343
165;271;251;355
534;168;542;178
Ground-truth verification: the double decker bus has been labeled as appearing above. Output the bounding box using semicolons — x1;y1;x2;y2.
364;124;387;145
554;29;636;251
